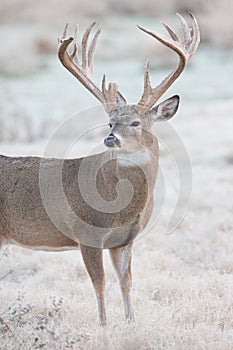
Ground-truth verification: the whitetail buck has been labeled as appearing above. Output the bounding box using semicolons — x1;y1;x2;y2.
0;14;199;326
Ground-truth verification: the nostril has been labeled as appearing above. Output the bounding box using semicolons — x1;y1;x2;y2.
107;133;115;139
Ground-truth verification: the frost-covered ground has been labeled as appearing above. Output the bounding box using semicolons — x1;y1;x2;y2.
0;16;233;350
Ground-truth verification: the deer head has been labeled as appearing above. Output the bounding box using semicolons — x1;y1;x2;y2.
58;14;200;152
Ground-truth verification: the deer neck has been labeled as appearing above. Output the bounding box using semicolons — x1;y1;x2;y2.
111;130;159;168
115;148;152;168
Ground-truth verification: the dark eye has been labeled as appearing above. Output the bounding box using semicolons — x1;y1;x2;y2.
108;123;112;128
130;121;140;127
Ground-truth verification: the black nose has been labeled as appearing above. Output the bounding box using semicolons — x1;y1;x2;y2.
104;133;121;148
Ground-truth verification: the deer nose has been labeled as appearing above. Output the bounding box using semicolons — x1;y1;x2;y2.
104;133;121;148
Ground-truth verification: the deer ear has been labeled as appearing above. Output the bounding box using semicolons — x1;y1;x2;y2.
147;95;180;122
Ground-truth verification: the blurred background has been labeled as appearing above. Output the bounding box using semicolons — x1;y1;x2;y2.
0;0;232;143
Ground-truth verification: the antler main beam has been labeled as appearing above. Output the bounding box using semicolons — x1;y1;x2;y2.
58;23;124;114
136;13;200;114
58;23;104;103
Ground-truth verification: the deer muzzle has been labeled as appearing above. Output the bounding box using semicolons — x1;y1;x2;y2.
104;133;121;148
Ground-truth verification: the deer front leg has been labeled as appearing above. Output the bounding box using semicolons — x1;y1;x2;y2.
109;242;134;322
80;244;106;326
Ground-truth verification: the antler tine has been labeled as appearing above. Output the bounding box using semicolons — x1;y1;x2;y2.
177;13;192;45
70;24;79;62
102;74;119;114
188;13;200;57
136;13;200;113
102;74;107;96
163;22;179;41
140;61;152;105
62;23;69;39
81;22;96;72
144;61;151;91
88;25;102;76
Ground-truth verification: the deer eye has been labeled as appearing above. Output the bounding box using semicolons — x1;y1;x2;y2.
130;121;140;127
108;123;112;128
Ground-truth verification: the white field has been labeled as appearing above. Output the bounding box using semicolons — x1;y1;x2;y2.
0;14;233;350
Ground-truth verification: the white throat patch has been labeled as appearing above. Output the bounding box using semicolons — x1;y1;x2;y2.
117;149;151;167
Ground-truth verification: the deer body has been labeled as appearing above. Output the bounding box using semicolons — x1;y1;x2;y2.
0;15;200;326
0;132;157;250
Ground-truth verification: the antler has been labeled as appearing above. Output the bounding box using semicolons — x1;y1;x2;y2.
58;22;126;114
136;13;200;114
